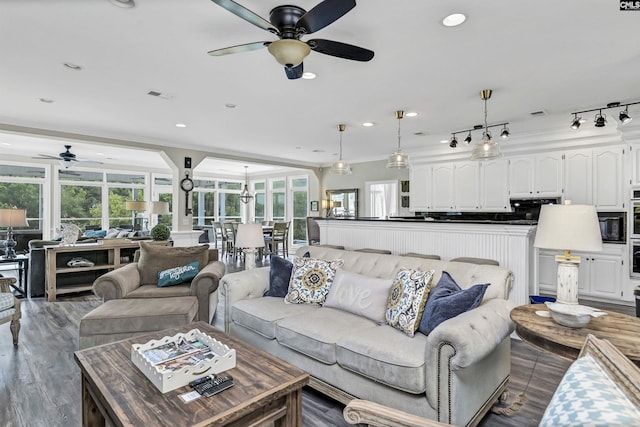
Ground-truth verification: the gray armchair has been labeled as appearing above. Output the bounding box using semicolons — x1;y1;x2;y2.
93;244;225;323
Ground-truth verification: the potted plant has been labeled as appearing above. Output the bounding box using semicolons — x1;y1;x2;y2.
150;224;170;241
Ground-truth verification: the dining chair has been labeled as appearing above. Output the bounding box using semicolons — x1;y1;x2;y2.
265;221;289;257
0;277;21;346
220;222;236;259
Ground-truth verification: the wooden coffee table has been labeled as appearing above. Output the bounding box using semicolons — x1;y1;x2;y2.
511;304;640;366
74;321;309;426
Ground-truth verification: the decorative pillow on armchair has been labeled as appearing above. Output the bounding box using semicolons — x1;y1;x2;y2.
157;261;200;287
418;271;489;336
137;243;209;285
386;269;435;337
284;256;344;305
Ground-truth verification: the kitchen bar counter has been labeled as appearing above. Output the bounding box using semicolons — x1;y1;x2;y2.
317;218;537;307
320;217;537;225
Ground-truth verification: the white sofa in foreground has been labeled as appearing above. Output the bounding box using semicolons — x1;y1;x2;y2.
212;246;515;427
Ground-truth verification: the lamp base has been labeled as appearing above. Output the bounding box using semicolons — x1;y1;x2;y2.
555;255;581;304
244;248;257;270
2;229;17;259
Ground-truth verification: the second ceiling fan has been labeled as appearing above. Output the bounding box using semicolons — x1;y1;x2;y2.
207;0;374;79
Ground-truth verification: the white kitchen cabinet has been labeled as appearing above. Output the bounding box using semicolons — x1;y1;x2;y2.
509;154;563;198
537;245;626;302
564;149;592;205
409;165;431;211
431;164;454;210
592;147;624;210
480;159;510;211
453;162;480;210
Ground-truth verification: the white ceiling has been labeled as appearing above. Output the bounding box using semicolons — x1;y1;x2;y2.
1;0;639;174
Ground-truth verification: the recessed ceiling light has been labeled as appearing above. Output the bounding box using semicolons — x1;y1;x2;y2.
302;72;316;80
175;123;187;128
109;0;135;8
96;152;105;156
1;142;11;146
38;98;54;103
406;112;419;117
362;122;375;127
225;103;237;109
440;139;449;144
442;13;466;27
62;62;82;71
312;149;325;153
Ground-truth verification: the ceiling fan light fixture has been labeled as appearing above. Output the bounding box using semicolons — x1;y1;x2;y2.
267;39;310;67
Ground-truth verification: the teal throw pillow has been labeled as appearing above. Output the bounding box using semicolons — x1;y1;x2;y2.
418;271;489;335
157;261;200;287
83;230;107;238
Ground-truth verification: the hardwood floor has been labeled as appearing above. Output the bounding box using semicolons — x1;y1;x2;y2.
0;256;636;426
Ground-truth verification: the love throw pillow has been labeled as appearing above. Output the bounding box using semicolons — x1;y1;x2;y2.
157;261;200;287
418;271;489;335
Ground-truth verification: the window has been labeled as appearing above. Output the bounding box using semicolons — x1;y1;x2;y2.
192;178;216;226
253;181;265;223
271;178;286;220
60;184;102;229
0;163;46;230
290;177;308;243
153;174;173;228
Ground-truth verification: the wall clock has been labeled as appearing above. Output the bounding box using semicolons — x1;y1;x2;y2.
181;172;194;215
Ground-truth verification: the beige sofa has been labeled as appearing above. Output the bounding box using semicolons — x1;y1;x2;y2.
213;246;515;427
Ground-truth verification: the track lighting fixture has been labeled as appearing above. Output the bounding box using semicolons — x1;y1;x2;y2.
464;132;472;144
386;110;410;169
571;100;638;129
331;124;352;175
594;110;607;128
449;135;458;148
500;125;510;139
619;106;632;124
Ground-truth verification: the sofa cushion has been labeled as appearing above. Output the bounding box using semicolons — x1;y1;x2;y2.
157;261;200;287
336;324;428;394
232;297;318;339
125;284;191;299
284;256;344;305
324;269;394;324
386;269;435;337
137;243;208;285
540;353;640;426
275;307;377;365
418;271;490;336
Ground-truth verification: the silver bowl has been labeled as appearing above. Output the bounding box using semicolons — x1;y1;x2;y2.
544;302;607;328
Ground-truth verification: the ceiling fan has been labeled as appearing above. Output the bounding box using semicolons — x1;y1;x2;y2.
207;0;374;79
34;145;103;169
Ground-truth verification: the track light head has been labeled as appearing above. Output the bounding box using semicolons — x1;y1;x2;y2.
500;125;510;139
620;107;632;124
570;114;582;130
464;133;472;144
449;135;458;148
594;110;607;128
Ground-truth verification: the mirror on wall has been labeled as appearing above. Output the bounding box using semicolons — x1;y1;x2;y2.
325;188;358;218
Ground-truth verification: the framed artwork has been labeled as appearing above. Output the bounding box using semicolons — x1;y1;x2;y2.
310;201;319;212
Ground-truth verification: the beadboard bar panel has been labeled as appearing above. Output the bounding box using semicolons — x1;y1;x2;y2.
318;220;536;307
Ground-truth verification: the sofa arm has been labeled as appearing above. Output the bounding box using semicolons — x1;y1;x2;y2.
190;260;226;323
92;263;141;300
217;267;270;332
344;399;450;426
426;299;515;370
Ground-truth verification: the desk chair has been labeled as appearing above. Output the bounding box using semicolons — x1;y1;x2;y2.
0;277;21;346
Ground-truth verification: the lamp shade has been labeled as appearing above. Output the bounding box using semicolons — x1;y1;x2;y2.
0;208;29;228
386;150;410;169
235;223;265;248
534;203;603;252
150;201;170;214
125;201;147;211
267;39;310;67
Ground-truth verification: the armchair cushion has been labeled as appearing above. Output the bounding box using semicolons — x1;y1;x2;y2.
0;293;15;311
137;243;209;285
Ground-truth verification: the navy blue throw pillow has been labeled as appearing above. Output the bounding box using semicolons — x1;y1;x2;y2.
418;271;489;336
265;252;310;297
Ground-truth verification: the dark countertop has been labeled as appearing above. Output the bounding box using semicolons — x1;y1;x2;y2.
320;217;538;226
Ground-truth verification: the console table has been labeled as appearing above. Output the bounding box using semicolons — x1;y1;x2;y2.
44;240;168;302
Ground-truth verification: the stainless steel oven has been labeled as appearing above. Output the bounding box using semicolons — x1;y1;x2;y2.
597;212;626;243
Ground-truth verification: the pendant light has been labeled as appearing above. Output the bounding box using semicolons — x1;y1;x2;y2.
331;124;352;175
240;166;253;204
470;90;503;161
386;110;409;169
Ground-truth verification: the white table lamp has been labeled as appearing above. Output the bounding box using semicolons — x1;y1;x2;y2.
533;202;602;304
235;223;265;270
0;208;29;259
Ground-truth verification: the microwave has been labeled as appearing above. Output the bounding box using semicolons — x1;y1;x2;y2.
598;212;626;243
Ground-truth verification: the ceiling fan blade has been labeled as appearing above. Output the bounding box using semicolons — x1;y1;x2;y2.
77;159;104;164
208;41;270;56
210;0;277;33
308;39;374;61
35;154;63;160
285;63;304;80
296;0;356;34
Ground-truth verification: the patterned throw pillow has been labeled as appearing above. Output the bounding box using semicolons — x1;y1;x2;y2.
157;261;200;287
386;269;435;337
284;256;344;305
417;271;489;335
540;354;640;426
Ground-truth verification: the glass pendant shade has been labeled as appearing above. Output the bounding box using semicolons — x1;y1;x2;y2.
331;124;352;175
470;132;502;161
386;110;409;169
267;39;310;67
